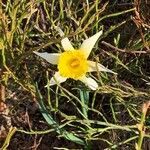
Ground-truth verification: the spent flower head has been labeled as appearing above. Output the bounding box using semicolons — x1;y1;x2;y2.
34;28;117;90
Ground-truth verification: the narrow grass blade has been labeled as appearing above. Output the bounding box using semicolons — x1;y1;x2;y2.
36;84;85;146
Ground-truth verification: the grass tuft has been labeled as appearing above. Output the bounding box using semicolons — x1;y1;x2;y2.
0;0;150;149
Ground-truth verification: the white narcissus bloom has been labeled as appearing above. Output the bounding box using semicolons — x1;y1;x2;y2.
34;30;117;90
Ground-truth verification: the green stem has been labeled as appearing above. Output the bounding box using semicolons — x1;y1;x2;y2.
136;110;147;150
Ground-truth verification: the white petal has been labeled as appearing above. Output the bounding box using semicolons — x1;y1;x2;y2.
47;72;67;86
55;26;74;51
55;26;65;37
61;37;74;51
80;76;98;90
80;30;103;58
34;51;60;65
88;61;117;74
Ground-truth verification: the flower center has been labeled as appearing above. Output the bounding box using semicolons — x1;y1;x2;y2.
70;59;80;68
58;50;88;79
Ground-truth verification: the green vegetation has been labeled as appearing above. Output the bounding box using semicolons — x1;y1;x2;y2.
0;0;150;149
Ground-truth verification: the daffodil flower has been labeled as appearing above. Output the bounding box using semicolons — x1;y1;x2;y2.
34;30;116;90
